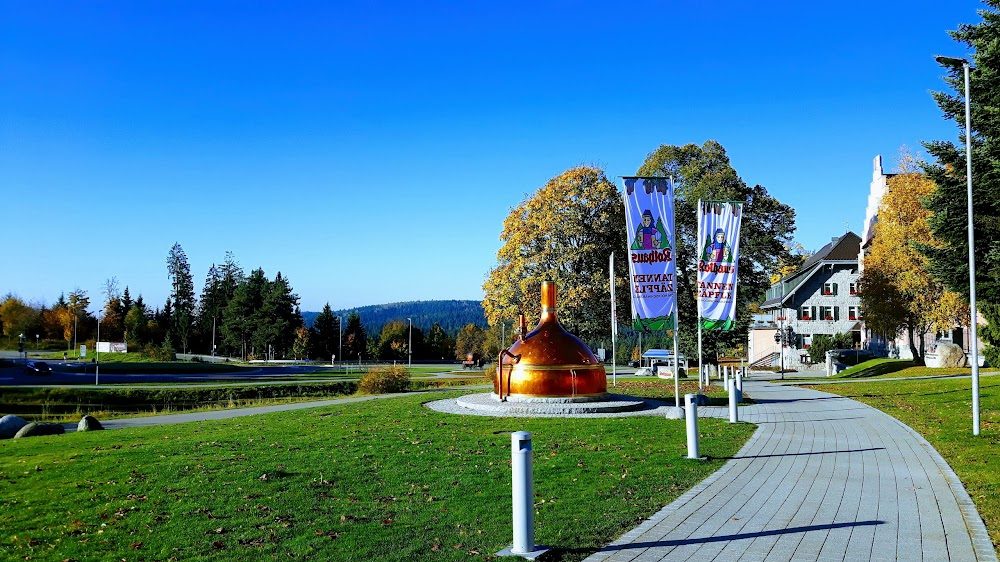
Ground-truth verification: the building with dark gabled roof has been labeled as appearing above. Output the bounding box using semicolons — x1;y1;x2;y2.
750;232;863;367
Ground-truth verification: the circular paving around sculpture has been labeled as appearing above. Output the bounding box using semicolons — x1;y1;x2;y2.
425;392;686;418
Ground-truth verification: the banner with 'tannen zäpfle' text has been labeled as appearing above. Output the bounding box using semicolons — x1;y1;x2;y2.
623;177;676;331
697;199;743;330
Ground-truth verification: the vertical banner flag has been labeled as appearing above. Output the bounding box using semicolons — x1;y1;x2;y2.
623;177;676;330
697;199;743;330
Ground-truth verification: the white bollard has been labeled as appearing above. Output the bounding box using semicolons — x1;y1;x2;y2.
729;379;739;423
723;366;729;389
511;431;535;554
685;393;699;459
735;368;743;403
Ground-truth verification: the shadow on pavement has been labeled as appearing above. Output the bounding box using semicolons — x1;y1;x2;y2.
557;520;885;558
710;447;885;460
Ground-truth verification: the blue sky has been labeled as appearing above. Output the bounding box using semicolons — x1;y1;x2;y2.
0;0;984;312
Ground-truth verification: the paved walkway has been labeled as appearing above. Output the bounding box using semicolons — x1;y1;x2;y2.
585;380;996;562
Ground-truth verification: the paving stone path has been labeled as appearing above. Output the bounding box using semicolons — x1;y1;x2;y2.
585;380;996;562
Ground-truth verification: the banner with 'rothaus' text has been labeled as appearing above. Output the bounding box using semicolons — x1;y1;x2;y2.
697;199;743;330
623;177;676;330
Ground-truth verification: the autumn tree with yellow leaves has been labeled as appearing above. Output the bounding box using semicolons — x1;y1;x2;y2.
857;167;966;364
482;166;629;343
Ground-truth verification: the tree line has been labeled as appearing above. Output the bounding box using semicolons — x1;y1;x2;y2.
0;244;483;362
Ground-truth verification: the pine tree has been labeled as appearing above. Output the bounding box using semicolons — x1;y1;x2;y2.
199;264;225;354
223;269;267;360
311;303;340;360
342;311;367;361
120;287;133;321
921;2;1000;360
166;243;196;353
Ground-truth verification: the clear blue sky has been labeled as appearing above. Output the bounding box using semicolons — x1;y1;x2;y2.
0;0;984;312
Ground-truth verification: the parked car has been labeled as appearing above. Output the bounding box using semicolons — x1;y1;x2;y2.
627;360;640;368
24;361;52;375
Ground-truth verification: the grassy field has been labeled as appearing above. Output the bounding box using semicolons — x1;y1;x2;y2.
804;376;1000;549
0;383;755;561
35;352;193;363
831;358;999;380
0;376;488;423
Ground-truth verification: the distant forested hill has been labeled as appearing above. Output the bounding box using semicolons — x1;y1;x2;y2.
302;300;486;335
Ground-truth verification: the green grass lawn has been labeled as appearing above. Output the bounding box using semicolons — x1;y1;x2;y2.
1;376;489;423
0;385;755;561
832;358;999;380
833;358;914;378
35;351;186;363
804;377;1000;549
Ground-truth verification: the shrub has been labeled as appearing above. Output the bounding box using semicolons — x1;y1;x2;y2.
808;332;854;364
145;340;176;361
358;365;410;394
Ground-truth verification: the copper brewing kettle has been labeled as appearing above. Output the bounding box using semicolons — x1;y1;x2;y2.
496;282;607;399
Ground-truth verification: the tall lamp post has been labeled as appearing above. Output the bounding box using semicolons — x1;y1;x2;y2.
936;54;980;435
337;316;343;366
406;318;412;369
96;311;101;386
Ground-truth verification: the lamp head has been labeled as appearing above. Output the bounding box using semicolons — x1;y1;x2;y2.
935;55;970;68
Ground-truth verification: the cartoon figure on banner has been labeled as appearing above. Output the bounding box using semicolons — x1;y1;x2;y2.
631;210;670;250
701;228;733;263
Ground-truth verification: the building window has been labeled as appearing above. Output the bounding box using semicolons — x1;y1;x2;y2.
822;282;838;296
849;306;862;320
849;282;857;295
800;306;813;320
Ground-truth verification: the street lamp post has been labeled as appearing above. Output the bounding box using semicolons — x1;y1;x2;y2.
337;316;343;366
96;311;101;386
406;318;412;369
936;54;980;435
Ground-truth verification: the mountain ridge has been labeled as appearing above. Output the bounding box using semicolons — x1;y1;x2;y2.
302;299;486;335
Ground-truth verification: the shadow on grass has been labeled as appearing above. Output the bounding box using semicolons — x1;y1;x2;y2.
840;381;1000;401
837;360;913;379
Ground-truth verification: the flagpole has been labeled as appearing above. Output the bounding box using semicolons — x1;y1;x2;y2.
697;198;704;394
610;252;617;387
670;176;680;408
